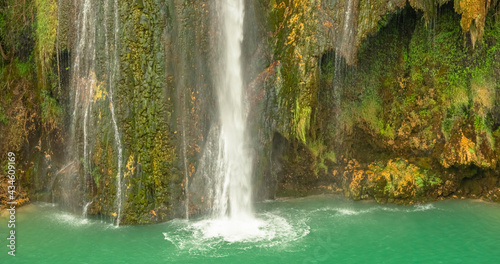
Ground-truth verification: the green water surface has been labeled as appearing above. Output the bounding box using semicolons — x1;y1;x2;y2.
1;196;500;263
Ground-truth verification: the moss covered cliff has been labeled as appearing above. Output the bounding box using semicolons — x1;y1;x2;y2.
252;0;500;204
1;0;500;221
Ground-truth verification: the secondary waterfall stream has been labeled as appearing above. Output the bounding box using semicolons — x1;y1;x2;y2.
332;0;356;133
68;0;95;211
60;0;123;225
108;0;124;227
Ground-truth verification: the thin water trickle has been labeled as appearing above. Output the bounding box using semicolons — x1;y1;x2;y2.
83;72;95;196
83;201;92;218
341;0;354;54
71;0;92;122
103;0;124;226
107;0;124;226
182;123;189;220
332;0;356;132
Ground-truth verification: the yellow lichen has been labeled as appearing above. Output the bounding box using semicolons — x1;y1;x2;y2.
93;81;108;102
454;0;492;47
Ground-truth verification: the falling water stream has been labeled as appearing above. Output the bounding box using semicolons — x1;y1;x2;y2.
190;0;267;241
107;0;124;226
164;0;296;243
332;0;355;131
69;0;96;211
5;2;500;263
213;0;253;220
61;0;124;225
82;201;92;218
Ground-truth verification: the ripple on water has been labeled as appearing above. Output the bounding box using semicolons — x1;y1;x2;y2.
162;202;439;255
311;203;437;217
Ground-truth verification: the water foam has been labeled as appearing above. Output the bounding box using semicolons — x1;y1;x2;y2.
53;213;90;226
163;212;309;254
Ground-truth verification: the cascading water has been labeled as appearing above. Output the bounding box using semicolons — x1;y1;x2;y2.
55;0;123;225
66;0;96;211
171;0;271;242
332;0;356;129
212;0;254;221
162;0;310;246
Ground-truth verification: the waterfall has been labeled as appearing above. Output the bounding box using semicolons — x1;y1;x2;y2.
102;0;123;226
332;0;355;130
340;0;354;57
62;0;123;224
211;0;253;221
68;0;96;211
190;1;261;240
166;1;307;244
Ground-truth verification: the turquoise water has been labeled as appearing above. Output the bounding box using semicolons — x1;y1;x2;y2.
2;196;500;263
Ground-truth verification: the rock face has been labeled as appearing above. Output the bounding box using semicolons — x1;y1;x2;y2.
1;0;500;222
252;0;500;204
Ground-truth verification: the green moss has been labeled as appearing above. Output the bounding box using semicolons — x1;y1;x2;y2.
269;0;320;143
308;140;323;158
341;89;384;136
0;105;8;124
40;89;61;125
15;58;33;78
316;161;328;175
294;98;311;144
114;0;180;223
323;151;336;163
380;124;395;140
307;140;337;177
35;0;57;75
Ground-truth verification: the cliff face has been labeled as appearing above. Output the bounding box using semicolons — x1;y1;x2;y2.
252;0;500;204
1;0;499;222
